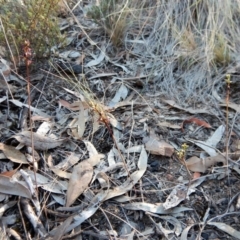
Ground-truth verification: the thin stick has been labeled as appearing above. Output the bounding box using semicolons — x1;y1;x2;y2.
18;198;29;240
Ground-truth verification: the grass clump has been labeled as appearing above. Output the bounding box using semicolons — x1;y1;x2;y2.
0;0;64;65
87;0;129;47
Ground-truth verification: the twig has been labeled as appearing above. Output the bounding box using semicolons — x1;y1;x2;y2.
18;198;29;240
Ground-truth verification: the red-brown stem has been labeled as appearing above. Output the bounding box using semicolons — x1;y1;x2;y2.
225;75;231;168
24;40;39;197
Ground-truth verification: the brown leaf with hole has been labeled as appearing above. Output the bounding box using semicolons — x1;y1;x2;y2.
66;160;93;207
182;117;211;131
186;155;226;173
0;143;28;164
12;131;66;150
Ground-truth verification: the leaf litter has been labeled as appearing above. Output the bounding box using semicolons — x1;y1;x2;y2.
0;1;240;239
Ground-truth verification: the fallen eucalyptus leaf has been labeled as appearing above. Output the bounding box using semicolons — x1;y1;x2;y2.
182;117;211;131
207;222;240;239
163;99;210;114
66;160;93;207
220;102;240;112
12;131;66;150
10;99;49;117
0;143;28;164
26;170;67;194
86;47;105;67
68;102;86;139
124;202;192;215
105;146;148;200
108;84;128;107
0;176;32;199
181;225;195;240
188;125;225;157
51;190;108;236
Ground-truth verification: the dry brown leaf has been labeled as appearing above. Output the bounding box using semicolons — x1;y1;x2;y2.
12;131;66;150
0;143;28;164
182;117;211;131
87;154;105;167
31;115;53;122
59;99;74;109
54;152;80;170
92;111;100;135
50;168;71;179
186;155;226;173
59;99;89;111
66;160;93;207
0;168;18;178
145;137;174;157
76;102;86;139
185;156;207;172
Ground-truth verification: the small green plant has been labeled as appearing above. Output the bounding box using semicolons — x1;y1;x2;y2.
0;0;64;65
87;0;129;47
176;143;189;162
213;33;231;66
